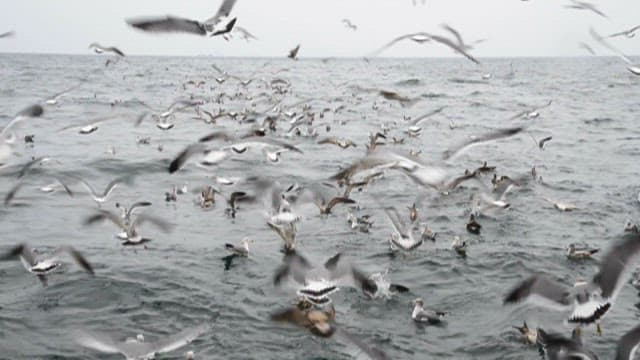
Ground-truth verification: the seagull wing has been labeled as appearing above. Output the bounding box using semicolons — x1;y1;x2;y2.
616;324;640;360
169;143;208;173
83;209;127;231
131;214;174;233
443;126;525;161
384;206;409;237
428;34;480;64
440;24;466;47
274;252;312;286
75;330;122;354
0;243;37;267
51;246;94;275
204;0;238;26
592;231;640;299
335;328;390;360
152;324;210;355
126;16;206;35
503;274;571;310
370;33;431;56
590;27;633;64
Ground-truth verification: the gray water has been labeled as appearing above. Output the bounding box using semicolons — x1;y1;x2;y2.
0;54;639;359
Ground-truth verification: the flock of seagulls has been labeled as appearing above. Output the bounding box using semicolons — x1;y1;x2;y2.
0;0;639;359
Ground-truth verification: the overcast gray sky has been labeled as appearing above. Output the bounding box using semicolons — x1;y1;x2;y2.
1;0;638;58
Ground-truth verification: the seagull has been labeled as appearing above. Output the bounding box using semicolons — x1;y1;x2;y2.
0;31;15;38
411;298;446;324
537;328;598;359
274;252;378;304
590;28;640;76
439;24;485;51
451;236;467;257
565;0;608;18
126;0;237;36
1;104;45;137
513;322;538;345
341;19;357;31
5;175;73;207
69;175;128;204
115;201;153;227
370;32;432;56
270;299;390;360
222;237;252;270
83;209;173;246
57;114;123;135
544;197;578;211
75;324;210;360
267;221;297;252
566;243;599;260
443;126;525;161
0;243;94;286
317;137;357;149
365;270;409;299
89;43;125;57
608;25;640;39
372;30;480;64
466;214;481;234
579;42;597;55
503;231;640;335
330;150;448;192
529;134;553;150
616;323;640;360
44;83;83;106
384;206;429;252
293;184;356;215
227;26;258;41
288;44;301;60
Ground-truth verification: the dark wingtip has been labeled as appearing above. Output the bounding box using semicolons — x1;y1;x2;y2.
389;284;410;293
168;159;180;174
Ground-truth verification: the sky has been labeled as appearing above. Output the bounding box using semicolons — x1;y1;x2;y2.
0;0;638;58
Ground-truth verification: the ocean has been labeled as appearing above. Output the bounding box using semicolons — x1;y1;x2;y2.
0;54;639;359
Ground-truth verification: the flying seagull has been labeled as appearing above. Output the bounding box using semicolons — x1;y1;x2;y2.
503;231;640;335
126;0;237;36
89;43;125;57
288;44;301;60
371;31;480;64
565;0;608;18
342;19;357;31
0;31;15;38
617;323;640;360
590;27;640;76
608;25;640;39
0;243;94;286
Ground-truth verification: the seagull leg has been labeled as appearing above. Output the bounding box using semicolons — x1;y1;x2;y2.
596;323;602;336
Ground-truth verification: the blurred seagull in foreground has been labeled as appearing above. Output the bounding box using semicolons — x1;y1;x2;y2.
0;243;94;286
590;27;640;76
0;31;15;38
288;44;301;60
608;25;640;39
126;0;237;37
503;231;640;335
273;252;378;305
565;0;608;18
75;324;210;360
